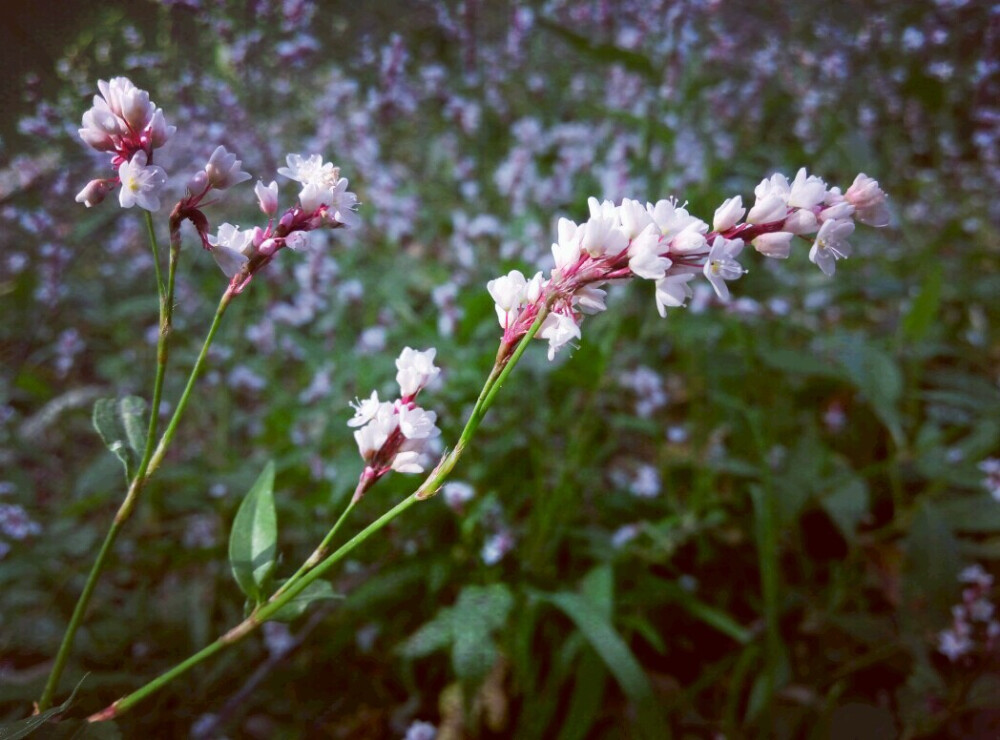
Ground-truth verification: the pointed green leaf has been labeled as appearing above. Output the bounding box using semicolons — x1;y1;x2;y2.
0;675;87;739
269;579;343;622
91;397;148;480
228;461;278;602
901;265;942;343
543;591;665;736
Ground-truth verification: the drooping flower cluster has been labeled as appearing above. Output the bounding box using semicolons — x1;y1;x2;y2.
348;348;441;499
76;77;175;210
937;564;999;662
487;169;889;361
180;153;357;293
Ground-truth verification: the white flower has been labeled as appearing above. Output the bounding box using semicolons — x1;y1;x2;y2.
574;285;607;314
646;198;708;252
809;218;855;276
580;213;628;258
396;347;440;397
845;173;890;227
255;180;279;215
782;208;819;234
787;167;828;209
398;405;440;440
959;563;994;588
551;217;583;271
204;145;252;190
207;222;254;277
353;405;399;460
818;201;855;222
702;236;745;300
754;172;791;202
148;109;174;148
618;197;654;239
391;451;424;474
746;195;787;224
538;311;581;360
587;196;619;223
117;151;167;211
654;273;695;316
324;177;360;228
347;391;383;428
713;196;745;232
627;224;671;280
751;231;794;259
277;153;340;187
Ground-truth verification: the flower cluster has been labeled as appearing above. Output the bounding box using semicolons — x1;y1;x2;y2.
487;169;889;361
0;503;42;559
76;77;175;210
938;564;999;662
979;457;1000;502
182;153;357;293
348;348;441;498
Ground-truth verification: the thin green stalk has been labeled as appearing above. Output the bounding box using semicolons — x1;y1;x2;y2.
89;310;550;723
145;211;166;301
38;216;178;712
144;288;234;479
270;496;359;603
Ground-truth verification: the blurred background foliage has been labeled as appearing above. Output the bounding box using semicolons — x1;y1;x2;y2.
0;0;998;737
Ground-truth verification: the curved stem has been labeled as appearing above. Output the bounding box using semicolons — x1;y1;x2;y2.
88;310;549;722
38;217;180;712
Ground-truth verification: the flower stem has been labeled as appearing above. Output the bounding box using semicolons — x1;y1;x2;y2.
88;309;549;722
38;215;178;712
143;287;234;480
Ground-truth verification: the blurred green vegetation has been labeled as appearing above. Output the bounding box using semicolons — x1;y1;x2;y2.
0;1;997;737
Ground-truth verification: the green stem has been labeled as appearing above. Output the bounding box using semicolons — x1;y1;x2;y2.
145;211;166;301
270;495;359;603
38;215;179;712
89;309;550;722
144;288;234;480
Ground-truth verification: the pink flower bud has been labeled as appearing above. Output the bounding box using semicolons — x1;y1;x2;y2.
255;180;279;216
75;179;113;208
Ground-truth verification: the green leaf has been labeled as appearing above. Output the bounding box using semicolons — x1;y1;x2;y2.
821;476;870;543
578;564;614;621
901;265;942;343
833;334;903;441
91;397;147;480
902;501;962;628
228;461;278;603
269;579;342;622
658;582;752;644
938;495;1000;533
557;649;607;740
0;675;87;739
543;592;665;737
398;608;455;659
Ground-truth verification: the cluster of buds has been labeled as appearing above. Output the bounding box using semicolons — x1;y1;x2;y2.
76;77;175;210
177;153;358;293
938;564;999;662
348;348;441;501
487;169;889;361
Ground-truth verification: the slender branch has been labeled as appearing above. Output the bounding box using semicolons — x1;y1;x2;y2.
145;211;166;301
88;310;550;722
144;287;234;479
269;495;359;603
38;214;179;712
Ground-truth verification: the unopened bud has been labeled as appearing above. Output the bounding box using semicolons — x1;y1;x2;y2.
75;179;113;208
255;180;279;216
